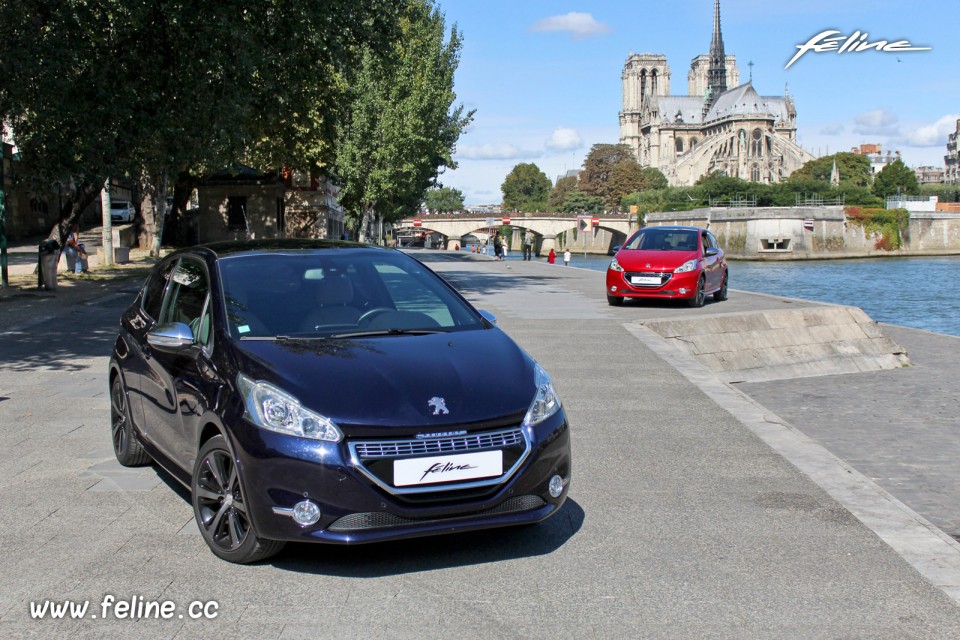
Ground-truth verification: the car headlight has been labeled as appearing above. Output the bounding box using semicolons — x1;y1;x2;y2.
523;363;562;427
673;258;699;274
237;373;343;442
609;258;624;272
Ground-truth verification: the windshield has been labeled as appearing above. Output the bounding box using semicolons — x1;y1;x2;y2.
624;228;699;251
217;249;486;339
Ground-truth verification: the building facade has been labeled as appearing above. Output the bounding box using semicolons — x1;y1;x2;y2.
619;0;813;187
945;120;959;184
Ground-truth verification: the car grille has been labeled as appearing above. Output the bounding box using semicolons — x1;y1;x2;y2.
353;428;524;458
347;426;530;498
624;271;671;287
326;495;547;532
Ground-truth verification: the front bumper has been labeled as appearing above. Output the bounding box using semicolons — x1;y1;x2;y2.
606;268;701;299
228;411;572;544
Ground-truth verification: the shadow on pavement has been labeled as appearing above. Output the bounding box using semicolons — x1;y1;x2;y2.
0;293;137;371
272;499;585;576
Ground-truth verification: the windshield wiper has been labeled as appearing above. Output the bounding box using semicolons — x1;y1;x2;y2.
331;328;447;338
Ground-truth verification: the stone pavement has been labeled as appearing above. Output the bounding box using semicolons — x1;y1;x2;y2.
1;248;960;638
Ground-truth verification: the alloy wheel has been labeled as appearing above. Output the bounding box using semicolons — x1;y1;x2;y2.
195;448;250;552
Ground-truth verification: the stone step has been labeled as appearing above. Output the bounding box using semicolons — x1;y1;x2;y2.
638;306;910;383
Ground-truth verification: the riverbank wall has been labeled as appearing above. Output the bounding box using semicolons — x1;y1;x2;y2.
646;206;960;260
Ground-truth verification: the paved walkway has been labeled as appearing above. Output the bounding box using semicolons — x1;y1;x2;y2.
1;246;960;638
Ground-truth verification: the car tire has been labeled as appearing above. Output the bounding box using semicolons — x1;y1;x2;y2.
110;376;151;467
191;435;285;564
688;276;706;308
607;294;624;306
713;271;729;302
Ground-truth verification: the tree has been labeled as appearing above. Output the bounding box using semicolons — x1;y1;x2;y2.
548;175;577;210
560;191;603;215
334;0;473;239
578;143;637;211
424;186;465;213
501;163;551;211
640;167;668;190
0;0;404;251
789;152;873;188
873;158;920;199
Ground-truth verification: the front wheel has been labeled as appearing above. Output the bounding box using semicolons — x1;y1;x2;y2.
688;276;706;308
192;436;285;564
713;271;729;302
607;294;624;306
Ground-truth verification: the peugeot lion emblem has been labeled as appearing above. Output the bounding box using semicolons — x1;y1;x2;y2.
428;397;449;415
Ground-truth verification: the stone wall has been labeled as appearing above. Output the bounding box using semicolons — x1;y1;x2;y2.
646;207;960;259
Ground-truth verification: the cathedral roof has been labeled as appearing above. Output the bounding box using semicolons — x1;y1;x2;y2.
653;97;705;125
704;82;791;123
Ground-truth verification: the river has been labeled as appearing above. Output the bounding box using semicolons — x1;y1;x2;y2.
508;251;960;337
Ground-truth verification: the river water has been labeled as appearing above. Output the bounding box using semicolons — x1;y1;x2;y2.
512;251;960;337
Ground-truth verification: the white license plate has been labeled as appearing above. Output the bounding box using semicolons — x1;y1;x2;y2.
631;276;661;285
394;451;503;487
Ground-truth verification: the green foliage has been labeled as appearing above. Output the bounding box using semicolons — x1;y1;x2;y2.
790;152;873;188
424;186;465;213
0;0;405;243
334;0;474;232
501;163;551;211
640;167;669;190
560;191;603;214
548;175;577;210
920;183;960;203
872;159;920;199
578;143;657;211
845;206;909;250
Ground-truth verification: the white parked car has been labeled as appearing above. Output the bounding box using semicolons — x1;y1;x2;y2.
110;200;136;224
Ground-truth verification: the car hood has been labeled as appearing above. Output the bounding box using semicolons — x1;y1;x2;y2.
231;328;535;431
615;249;699;271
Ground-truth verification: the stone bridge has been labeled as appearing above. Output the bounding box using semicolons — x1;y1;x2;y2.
397;214;637;253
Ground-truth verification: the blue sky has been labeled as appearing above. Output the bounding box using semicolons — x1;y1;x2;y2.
435;0;958;205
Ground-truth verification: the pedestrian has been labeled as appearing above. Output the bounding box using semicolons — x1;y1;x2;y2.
548;248;556;264
493;234;503;261
64;224;89;275
563;249;571;266
523;232;533;261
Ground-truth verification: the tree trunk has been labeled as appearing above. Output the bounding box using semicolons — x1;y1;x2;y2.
50;181;100;246
138;171;169;257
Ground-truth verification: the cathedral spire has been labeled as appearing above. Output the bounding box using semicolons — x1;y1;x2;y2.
706;0;727;107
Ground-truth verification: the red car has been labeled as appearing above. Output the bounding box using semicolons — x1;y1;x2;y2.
606;226;728;307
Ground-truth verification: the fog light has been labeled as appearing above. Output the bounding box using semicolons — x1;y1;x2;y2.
292;500;321;526
678;287;688;294
548;474;564;498
610;286;618;292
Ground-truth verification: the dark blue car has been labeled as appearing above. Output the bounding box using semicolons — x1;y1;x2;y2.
109;240;571;563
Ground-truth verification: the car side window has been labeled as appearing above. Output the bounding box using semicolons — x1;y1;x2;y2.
142;259;178;321
701;232;714;250
159;259;211;345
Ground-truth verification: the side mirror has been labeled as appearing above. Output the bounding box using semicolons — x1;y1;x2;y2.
479;310;498;326
147;322;196;353
704;247;719;257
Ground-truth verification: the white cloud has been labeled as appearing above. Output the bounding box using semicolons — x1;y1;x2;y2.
531;12;611;40
820;123;844;135
896;114;960;147
853;108;900;135
545;127;583;151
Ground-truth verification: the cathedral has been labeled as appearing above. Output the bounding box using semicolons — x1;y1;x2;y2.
619;0;813;186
